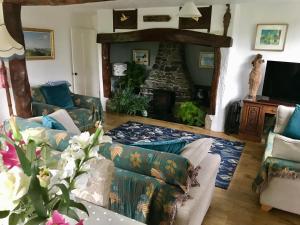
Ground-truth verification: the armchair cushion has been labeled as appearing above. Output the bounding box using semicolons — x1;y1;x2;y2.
274;105;295;134
40;83;74;109
272;134;300;162
283;105;300;139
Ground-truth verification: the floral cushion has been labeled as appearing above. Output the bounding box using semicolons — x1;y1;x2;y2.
67;108;93;131
98;143;196;192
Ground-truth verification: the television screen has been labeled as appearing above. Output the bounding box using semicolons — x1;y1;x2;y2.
262;60;300;103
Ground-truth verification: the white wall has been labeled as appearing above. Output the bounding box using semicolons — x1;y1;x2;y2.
21;7;73;86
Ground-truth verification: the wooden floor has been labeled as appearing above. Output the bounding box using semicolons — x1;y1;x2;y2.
103;113;300;225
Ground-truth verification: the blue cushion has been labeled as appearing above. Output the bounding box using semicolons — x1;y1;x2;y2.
40;83;74;109
283;105;300;139
42;116;66;131
132;139;187;155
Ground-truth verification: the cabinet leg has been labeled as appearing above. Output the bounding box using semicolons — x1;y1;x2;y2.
261;204;272;212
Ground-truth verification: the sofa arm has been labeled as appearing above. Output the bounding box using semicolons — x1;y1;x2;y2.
272;134;300;162
72;94;103;122
32;102;61;117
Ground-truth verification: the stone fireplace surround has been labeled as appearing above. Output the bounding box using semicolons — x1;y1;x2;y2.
97;28;233;131
140;42;193;102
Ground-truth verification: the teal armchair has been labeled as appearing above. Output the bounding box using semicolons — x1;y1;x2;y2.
31;86;103;131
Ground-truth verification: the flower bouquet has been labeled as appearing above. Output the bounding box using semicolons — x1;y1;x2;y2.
0;118;111;225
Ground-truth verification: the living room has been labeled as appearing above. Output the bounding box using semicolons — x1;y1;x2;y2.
0;0;300;225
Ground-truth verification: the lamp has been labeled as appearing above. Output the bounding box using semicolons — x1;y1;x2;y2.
112;63;127;77
179;2;202;21
0;0;25;115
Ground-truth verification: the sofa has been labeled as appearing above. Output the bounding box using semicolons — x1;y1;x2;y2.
253;105;300;215
7;112;220;225
31;85;103;131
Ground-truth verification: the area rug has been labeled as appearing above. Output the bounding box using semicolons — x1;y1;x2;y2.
106;121;245;189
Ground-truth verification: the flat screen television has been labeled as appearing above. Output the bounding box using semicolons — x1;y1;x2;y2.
262;60;300;103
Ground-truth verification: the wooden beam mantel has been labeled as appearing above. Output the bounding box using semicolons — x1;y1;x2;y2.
97;28;233;48
4;0;112;5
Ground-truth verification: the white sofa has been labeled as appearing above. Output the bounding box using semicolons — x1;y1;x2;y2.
260;105;300;214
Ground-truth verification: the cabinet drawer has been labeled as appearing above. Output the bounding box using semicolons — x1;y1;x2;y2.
264;106;277;115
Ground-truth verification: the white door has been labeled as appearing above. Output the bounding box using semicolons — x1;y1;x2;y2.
71;28;99;97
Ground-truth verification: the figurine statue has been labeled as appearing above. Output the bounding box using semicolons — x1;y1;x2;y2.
223;4;231;36
248;54;265;101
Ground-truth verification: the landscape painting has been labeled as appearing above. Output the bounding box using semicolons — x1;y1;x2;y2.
254;24;288;51
24;28;55;60
199;52;214;68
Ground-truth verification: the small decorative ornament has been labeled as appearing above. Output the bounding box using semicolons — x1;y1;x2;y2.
248;54;265;101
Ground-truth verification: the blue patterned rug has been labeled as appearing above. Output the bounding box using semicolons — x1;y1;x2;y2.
107;121;245;189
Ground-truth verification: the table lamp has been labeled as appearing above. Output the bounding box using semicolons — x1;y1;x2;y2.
0;0;25;115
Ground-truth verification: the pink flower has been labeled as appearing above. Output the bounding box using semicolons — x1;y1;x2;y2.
46;211;84;225
0;142;20;169
76;220;84;225
46;211;69;225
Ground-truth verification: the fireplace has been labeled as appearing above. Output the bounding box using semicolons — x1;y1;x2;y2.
98;28;233;130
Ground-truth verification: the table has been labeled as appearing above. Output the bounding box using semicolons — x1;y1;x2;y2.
72;200;145;225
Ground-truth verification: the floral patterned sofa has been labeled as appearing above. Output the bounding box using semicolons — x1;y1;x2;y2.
31;86;103;131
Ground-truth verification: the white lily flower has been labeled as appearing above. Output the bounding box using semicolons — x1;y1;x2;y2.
0;167;30;211
69;132;91;150
21;128;48;145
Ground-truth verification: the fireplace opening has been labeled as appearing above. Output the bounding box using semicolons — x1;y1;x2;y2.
150;89;176;121
109;41;215;127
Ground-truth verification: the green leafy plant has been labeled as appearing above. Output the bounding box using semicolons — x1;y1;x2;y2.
176;102;206;127
117;62;147;92
108;87;150;116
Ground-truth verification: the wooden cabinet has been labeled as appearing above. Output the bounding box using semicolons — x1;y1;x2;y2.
239;99;294;142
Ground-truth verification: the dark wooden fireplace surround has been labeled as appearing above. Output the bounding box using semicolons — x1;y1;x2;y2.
97;28;233;115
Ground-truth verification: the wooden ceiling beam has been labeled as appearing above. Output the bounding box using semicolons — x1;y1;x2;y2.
97;28;233;48
3;0;113;6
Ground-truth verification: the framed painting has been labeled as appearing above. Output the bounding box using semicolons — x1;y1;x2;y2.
199;52;214;68
23;28;55;60
254;24;288;51
132;50;149;66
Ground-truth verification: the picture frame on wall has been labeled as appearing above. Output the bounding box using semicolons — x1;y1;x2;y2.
254;24;288;51
199;52;214;68
132;49;149;66
23;28;55;60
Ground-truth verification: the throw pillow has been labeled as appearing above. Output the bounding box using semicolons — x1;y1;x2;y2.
283;105;300;139
42;115;67;131
40;83;74;109
132;139;187;154
72;157;114;207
